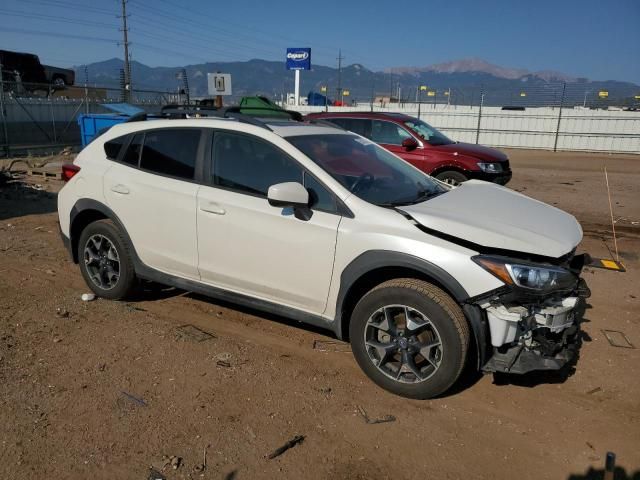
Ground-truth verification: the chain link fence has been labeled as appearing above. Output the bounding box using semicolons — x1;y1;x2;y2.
1;78;639;156
291;82;640;154
305;81;639;110
0;81;183;157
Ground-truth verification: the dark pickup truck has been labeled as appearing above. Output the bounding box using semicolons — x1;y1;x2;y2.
0;49;75;93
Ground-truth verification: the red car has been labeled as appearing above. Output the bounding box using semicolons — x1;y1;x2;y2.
305;112;512;185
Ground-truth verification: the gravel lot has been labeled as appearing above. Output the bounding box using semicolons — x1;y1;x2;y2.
0;149;638;479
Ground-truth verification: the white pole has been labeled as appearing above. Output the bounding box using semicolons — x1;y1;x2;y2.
294;69;300;106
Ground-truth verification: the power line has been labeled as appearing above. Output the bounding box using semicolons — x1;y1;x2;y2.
18;0;116;15
130;0;377;68
130;29;246;62
128;3;283;59
0;26;118;44
1;9;118;29
145;0;381;67
129;14;281;60
131;0;288;52
5;0;383;72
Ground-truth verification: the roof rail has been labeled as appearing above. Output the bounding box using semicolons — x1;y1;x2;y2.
221;106;304;122
160;104;219;118
155;103;338;133
157;104;273;131
306;118;344;130
123;112;148;123
214;109;274;132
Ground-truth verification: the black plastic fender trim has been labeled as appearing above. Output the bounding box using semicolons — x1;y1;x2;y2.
462;303;490;371
69;198;137;264
58;222;72;260
333;250;470;340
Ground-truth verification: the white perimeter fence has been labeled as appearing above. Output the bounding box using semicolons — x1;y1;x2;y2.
289;104;640;155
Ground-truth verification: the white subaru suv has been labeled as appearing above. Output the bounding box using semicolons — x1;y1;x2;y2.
58;108;590;399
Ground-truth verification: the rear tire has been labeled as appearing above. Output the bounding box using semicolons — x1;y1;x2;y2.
350;279;470;399
52;77;66;88
77;219;137;300
435;170;467;186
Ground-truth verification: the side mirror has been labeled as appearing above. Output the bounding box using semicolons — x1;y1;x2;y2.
267;182;309;209
402;137;419;151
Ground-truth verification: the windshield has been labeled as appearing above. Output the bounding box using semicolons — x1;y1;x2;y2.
404;119;454;146
286;134;446;207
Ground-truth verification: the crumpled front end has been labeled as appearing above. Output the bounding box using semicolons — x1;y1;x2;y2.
481;291;587;374
472;254;591;374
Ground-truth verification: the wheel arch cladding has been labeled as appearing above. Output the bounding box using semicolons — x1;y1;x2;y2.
69;199;132;264
334;251;470;341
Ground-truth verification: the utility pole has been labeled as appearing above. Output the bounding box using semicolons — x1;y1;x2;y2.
336;49;344;105
119;0;131;101
83;66;89;113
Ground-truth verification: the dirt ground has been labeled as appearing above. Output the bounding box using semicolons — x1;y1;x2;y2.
0;149;639;480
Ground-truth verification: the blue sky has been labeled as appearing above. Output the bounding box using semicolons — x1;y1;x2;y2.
1;0;639;83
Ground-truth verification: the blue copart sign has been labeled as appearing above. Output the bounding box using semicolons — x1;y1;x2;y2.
286;48;311;70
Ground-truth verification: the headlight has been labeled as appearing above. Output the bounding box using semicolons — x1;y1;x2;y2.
473;256;577;292
477;162;503;173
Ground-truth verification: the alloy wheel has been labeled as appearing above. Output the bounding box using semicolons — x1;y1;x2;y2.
442;177;460;186
83;234;120;290
364;304;443;384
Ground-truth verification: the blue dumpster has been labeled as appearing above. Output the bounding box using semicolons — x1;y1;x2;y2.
77;103;146;146
77;113;129;147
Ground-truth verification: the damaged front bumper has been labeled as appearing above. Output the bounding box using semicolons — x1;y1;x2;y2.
477;278;590;375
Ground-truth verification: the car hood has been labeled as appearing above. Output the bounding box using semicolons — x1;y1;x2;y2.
433;142;508;162
398;180;582;258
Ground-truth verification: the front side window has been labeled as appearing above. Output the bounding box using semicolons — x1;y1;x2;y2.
287;134;446;207
213;132;302;196
370;120;413;145
404;120;454;146
304;172;336;212
139;129;200;179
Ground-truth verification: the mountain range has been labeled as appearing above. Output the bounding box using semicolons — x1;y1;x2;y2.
75;57;640;106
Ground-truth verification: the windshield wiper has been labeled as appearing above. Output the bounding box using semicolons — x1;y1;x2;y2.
410;182;446;203
381;189;444;207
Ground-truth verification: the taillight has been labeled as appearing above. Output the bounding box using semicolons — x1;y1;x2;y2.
62;164;81;182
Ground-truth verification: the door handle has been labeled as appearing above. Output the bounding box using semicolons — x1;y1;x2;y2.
199;202;226;215
110;184;130;195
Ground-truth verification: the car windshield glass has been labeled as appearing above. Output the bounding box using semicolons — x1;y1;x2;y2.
286;134;446;206
404;120;454;146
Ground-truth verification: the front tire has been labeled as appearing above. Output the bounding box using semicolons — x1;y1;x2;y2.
77;219;137;300
435;170;467;186
350;279;470;399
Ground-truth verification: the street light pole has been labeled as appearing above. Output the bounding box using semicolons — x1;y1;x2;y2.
336;49;344;106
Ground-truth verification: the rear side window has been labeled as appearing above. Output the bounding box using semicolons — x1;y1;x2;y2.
104;135;127;160
342;118;372;138
328;118;372;138
140;129;201;179
122;133;143;167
